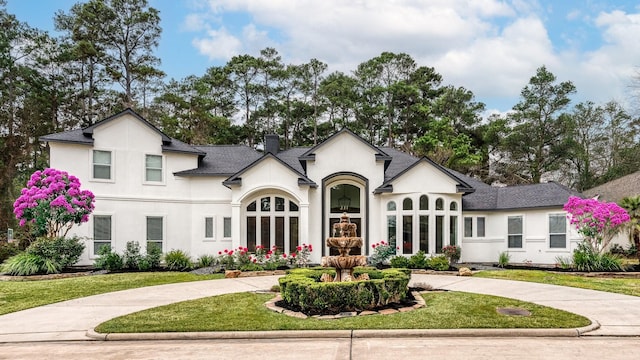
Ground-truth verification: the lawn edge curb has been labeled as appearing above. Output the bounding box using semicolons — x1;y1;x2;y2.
86;319;600;341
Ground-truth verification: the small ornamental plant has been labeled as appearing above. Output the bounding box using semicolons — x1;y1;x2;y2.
563;196;630;254
369;240;397;268
13;168;95;238
292;243;313;268
442;245;461;263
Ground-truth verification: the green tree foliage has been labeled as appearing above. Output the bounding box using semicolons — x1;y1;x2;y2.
494;66;576;184
4;0;640;237
55;0;164;110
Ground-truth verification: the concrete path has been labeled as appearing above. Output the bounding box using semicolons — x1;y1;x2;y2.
0;273;639;343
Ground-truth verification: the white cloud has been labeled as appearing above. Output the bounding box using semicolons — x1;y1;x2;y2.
192;27;243;61
185;0;640;111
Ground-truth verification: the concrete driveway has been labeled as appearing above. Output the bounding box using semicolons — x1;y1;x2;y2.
0;273;639;343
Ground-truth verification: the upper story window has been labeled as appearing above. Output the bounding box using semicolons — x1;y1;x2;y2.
435;198;444;210
450;201;458;211
93;150;112;180
145;154;163;182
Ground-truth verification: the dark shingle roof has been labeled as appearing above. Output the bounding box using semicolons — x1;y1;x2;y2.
276;147;310;174
175;145;262;176
463;182;582;211
40;129;93;145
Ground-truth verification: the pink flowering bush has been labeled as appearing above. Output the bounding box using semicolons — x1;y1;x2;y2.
13;168;95;238
563;196;630;254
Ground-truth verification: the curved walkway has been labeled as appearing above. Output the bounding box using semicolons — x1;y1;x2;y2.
0;274;639;343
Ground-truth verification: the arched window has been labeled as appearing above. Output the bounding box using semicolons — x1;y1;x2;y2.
450;201;458;211
387;201;396;211
403;198;413;210
246;195;299;254
435;198;444;210
419;195;429;210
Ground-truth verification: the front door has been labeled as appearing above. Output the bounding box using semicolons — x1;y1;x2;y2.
328;183;363;255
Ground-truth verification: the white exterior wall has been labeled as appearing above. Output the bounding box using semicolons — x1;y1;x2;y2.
461;209;579;265
44;114;596;266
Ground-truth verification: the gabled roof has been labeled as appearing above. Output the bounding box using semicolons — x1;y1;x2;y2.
39;108;205;156
222;152;317;188
374;155;474;194
462;181;582;211
298;128;392;171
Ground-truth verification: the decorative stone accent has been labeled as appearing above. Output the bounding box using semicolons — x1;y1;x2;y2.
378;308;399;315
224;270;242;278
458;267;473;276
358;310;377;316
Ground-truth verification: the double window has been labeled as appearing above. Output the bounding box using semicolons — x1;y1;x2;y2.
464;216;486;238
204;216;232;240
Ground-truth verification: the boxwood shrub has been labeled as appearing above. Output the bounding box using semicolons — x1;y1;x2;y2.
278;267;410;314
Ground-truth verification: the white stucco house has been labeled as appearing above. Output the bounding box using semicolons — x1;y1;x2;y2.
40;109;589;266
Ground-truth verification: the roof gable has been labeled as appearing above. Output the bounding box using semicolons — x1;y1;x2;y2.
374;157;474;194
40;108;204;156
223;153;317;188
299;129;391;170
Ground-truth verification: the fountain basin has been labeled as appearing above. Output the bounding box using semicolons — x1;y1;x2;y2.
325;237;362;256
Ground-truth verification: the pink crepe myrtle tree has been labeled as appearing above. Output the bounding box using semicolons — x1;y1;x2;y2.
563;196;630;254
13;168;95;239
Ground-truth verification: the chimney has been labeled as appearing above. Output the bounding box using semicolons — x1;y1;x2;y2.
265;134;280;154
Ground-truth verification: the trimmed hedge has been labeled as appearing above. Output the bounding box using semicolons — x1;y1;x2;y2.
279;267;410;314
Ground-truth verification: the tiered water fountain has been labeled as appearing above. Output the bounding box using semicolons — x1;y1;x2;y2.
321;212;367;282
277;212;411;315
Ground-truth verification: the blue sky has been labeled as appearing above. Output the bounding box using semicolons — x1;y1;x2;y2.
6;0;640;115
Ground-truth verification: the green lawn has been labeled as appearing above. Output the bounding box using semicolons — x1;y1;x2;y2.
475;270;640;297
95;291;591;333
0;272;223;315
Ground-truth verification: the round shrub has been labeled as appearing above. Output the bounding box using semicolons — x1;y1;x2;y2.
94;246;124;271
279;267;410;315
428;255;450;271
390;255;409;268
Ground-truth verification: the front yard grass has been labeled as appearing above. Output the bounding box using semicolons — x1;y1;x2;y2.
476;270;640;297
95;291;591;333
0;272;223;315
